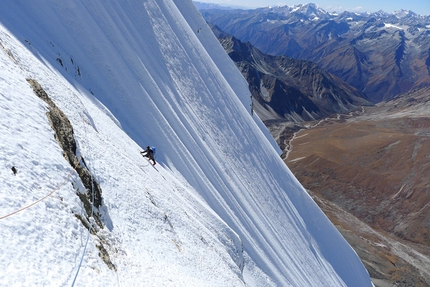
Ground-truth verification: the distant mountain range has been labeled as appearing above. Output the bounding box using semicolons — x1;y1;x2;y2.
193;1;247;10
212;25;372;122
199;3;430;102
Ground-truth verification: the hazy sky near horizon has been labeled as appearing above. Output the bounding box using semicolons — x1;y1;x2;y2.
195;0;430;15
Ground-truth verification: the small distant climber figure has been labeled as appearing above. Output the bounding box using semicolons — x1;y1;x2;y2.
141;146;156;165
11;166;17;175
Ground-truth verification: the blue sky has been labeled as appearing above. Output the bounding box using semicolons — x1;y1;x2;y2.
195;0;430;15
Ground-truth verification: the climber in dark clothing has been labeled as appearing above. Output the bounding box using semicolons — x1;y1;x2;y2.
141;146;156;165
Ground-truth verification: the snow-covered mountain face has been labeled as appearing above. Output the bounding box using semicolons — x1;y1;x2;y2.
265;3;330;21
0;1;372;286
199;3;430;102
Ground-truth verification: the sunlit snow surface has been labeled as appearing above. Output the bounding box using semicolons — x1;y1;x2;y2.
0;0;372;286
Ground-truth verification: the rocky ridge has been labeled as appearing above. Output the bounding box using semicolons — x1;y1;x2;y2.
213;28;371;123
200;3;430;102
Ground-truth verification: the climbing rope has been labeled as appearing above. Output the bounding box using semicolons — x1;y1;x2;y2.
0;167;77;221
0;43;119;283
71;113;96;287
0;112;89;221
70;166;95;287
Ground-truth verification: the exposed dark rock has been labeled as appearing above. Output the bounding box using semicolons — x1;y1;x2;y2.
56;57;63;67
97;242;117;271
27;78;102;209
27;79;114;271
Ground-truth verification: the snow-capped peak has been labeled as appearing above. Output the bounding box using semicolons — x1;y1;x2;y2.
393;9;418;19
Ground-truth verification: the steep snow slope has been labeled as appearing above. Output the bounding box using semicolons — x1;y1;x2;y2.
0;0;372;286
